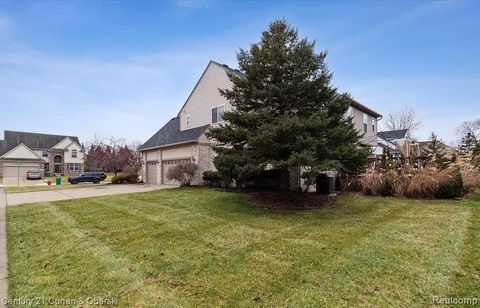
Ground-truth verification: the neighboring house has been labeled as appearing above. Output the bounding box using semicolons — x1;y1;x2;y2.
140;60;382;185
375;129;409;158
0;130;84;179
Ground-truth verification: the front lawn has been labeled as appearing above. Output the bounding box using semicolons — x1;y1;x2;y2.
5;183;107;194
7;189;480;306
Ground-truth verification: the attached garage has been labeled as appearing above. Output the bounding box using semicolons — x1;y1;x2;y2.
2;162;41;179
146;161;158;184
162;159;191;185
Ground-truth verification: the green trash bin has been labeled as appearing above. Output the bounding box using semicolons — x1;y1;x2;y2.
55;176;61;186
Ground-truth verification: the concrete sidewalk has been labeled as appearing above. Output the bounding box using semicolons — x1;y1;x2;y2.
0;188;8;307
6;184;176;206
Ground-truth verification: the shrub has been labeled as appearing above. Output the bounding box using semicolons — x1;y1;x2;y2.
361;171;383;195
202;171;221;187
111;174;139;184
403;168;440;199
458;157;480;191
379;171;397;196
337;172;362;192
435;168;463;199
166;162;199;187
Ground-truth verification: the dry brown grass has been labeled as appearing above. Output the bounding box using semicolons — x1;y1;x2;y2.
402;167;441;199
457;159;480;190
361;166;465;199
360;171;383;195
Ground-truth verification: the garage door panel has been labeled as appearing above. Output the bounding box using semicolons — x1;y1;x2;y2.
146;161;157;184
162;159;190;185
3;165;40;178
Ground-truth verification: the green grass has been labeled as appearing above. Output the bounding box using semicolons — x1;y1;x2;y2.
6;189;480;306
5;173;114;194
5;183;108;194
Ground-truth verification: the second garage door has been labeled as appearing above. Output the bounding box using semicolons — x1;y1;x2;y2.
3;164;41;179
162;159;191;185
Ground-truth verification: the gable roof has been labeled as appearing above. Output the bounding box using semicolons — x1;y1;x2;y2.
350;99;382;118
0;140;5;157
0;143;44;161
177;60;243;117
0;130;81;156
51;137;74;149
140;118;209;151
377;129;408;141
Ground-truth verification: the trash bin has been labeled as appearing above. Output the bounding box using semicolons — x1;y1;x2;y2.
316;174;335;194
55;176;61;185
45;171;51;177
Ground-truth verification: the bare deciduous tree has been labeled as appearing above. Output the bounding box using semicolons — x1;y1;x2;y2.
384;106;422;138
456;118;480;141
108;136;126;177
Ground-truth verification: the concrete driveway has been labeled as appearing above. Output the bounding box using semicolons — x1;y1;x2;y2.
2;177;44;187
6;184;177;206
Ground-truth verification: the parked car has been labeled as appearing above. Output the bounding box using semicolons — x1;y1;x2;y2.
68;172;106;184
26;170;42;180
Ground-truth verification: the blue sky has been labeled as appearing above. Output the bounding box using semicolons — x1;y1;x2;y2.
0;0;479;145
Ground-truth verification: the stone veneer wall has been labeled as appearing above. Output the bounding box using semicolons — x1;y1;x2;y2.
194;144;215;185
47;152;63;175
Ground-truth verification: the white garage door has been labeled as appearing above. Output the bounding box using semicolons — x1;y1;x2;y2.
3;165;41;178
162;159;191;185
146;161;158;184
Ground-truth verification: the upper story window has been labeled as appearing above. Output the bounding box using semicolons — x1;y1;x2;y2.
363;114;368;133
347;106;353;118
186;114;191;128
42;150;48;157
72;149;77;158
212;105;225;123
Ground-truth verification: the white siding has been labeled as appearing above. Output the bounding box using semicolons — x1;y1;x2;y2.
63;142;84;164
162;145;194;160
1;144;40;160
347;107;378;146
52;137;74;149
33;150;49;162
178;62;233;131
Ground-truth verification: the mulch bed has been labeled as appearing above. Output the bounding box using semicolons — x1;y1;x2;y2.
247;191;336;211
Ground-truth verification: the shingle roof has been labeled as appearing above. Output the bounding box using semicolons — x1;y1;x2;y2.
0;130;81;156
377;129;408;141
139;118;209;150
0;140;5;156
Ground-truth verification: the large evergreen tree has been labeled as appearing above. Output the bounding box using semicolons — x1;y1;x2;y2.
206;20;371;190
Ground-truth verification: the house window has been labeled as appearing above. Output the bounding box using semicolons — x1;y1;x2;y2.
186;114;191;128
212;105;225;123
363;114;368;133
372;124;375;133
347;106;353;118
68;163;80;171
72;150;77;158
42;150;48;157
